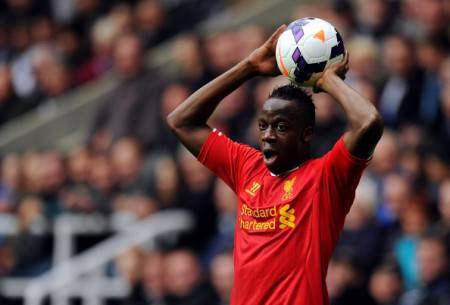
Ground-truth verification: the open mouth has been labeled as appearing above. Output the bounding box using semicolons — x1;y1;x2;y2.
263;149;278;164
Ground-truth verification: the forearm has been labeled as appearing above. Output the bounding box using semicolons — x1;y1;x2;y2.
322;74;380;130
321;74;383;157
167;59;256;130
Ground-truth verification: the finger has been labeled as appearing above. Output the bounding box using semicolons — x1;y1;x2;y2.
268;24;287;45
343;50;349;65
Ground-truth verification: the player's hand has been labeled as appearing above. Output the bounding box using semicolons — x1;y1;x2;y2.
247;24;287;76
314;50;349;93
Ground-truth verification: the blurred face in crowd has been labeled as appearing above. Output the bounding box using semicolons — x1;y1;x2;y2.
417;238;448;284
214;179;236;215
369;268;402;304
210;252;234;300
111;138;143;185
88;154;114;192
205;32;240;73
0;64;13;103
117;248;144;285
30;16;54;44
142;252;165;298
383;173;411;219
416;40;447;72
68;148;90;183
438;180;450;225
17;196;43;231
346;36;379;80
135;0;165;32
371;130;399;175
154;155;178;206
356;0;389;30
163;249;201;297
113;35;143;78
160;84;191;120
178;145;212;193
172;34;203;79
400;204;429;235
382;36;414;76
415;0;446;35
326;258;358;299
236;25;267;60
40;152;67;193
1;154;21;190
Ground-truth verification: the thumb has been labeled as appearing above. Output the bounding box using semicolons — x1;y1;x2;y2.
267;24;287;47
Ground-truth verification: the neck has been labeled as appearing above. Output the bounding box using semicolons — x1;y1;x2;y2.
271;154;310;176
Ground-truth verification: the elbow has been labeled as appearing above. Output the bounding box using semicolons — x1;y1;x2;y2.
166;111;179;132
361;111;384;140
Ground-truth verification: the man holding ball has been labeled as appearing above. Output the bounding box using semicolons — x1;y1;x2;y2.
167;23;384;305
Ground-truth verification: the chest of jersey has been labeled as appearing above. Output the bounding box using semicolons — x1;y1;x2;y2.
236;163;319;236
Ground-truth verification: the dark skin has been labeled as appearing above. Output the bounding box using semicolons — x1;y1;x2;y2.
167;25;384;175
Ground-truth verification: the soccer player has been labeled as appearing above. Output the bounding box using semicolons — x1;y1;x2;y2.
167;25;384;305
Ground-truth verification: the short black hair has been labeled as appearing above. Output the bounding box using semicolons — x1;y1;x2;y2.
269;84;315;127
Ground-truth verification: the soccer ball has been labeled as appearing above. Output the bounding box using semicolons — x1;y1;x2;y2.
275;17;345;87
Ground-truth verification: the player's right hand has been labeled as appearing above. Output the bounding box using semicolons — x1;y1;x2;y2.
247;24;287;77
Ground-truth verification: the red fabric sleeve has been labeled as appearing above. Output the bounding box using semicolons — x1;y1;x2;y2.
319;136;369;249
197;129;259;192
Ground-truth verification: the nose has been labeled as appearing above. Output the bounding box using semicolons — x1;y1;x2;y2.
262;126;276;143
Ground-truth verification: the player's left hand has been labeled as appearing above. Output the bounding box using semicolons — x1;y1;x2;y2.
314;50;349;93
247;24;287;77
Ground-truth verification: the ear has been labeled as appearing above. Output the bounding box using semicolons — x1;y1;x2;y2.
301;126;314;143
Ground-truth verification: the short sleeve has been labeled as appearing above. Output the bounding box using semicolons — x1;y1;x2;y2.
197;129;259;192
316;136;370;262
323;135;369;210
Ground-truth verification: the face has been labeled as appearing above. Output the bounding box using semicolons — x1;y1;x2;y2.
258;98;312;174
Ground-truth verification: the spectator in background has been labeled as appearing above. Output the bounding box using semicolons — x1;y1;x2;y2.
171;34;212;89
354;0;394;40
176;146;216;251
415;38;448;132
75;16;121;84
311;93;346;157
134;0;170;49
7;196;50;276
116;247;146;305
90;33;165;152
327;255;373;305
399;235;450;305
378;36;423;128
392;203;430;290
210;250;233;305
163;249;218;305
31;46;72;102
336;176;385;276
157;83;192;153
139;251;166;305
202;179;236;264
435;179;450;255
111;137;148;194
369;264;403;305
86;153;116;214
0;63;35;125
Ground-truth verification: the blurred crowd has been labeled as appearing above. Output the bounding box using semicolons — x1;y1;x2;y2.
0;0;450;305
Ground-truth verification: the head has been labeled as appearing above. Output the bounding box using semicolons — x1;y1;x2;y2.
369;265;403;304
417;236;448;284
258;85;315;174
163;249;202;297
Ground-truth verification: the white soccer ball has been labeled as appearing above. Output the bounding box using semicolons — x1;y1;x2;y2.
275;17;345;87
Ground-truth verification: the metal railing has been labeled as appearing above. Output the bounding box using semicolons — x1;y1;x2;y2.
0;210;194;305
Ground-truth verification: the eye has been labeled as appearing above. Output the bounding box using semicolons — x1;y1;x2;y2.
258;121;268;131
276;122;287;132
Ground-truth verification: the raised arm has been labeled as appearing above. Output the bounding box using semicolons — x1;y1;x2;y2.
167;25;286;157
315;52;384;159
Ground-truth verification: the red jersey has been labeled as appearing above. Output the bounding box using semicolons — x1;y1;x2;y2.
198;129;369;305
